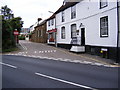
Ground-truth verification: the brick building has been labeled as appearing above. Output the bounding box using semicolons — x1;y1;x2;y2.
31;20;47;43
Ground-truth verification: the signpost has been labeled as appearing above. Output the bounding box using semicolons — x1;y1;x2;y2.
14;31;19;35
14;29;19;44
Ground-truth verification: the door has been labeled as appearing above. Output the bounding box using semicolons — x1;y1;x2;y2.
81;28;85;46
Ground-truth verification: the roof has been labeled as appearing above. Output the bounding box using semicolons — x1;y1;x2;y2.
34;20;47;28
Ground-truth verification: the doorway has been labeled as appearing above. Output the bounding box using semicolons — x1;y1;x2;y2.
81;28;85;46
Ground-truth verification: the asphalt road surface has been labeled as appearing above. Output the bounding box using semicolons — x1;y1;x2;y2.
1;55;119;89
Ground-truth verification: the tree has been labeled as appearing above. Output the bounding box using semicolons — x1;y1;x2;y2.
9;17;23;33
1;5;23;52
1;5;14;20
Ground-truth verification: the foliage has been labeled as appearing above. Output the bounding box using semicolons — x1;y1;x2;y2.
1;5;14;20
1;5;23;52
19;35;25;40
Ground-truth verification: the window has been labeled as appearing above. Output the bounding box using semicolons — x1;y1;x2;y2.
62;11;65;22
51;19;54;25
71;24;77;38
100;0;108;9
40;30;43;37
100;16;108;37
71;5;76;19
48;21;50;26
38;30;40;37
61;27;65;39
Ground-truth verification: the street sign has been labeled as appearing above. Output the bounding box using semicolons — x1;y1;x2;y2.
14;31;19;35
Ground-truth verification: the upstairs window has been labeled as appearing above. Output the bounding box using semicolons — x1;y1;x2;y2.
40;30;43;37
61;26;65;39
61;11;65;22
51;19;54;26
48;21;50;26
100;0;108;9
71;5;76;19
100;16;108;37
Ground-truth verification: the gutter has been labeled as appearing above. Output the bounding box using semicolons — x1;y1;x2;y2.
116;0;120;63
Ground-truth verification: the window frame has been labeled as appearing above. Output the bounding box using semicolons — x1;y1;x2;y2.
71;5;76;19
100;0;108;9
71;24;77;38
61;26;65;39
100;16;109;37
48;20;50;26
51;19;54;26
61;11;65;22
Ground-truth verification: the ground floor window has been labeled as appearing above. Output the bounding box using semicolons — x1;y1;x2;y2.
100;16;108;37
71;24;77;38
61;26;65;39
48;33;55;42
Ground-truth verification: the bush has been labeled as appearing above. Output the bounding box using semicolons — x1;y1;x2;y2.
19;36;25;40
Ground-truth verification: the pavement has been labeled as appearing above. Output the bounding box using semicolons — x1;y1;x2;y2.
3;40;120;67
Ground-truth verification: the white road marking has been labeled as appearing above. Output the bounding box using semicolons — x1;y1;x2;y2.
34;51;37;53
47;51;50;53
19;43;27;50
45;51;47;53
4;54;112;67
36;50;57;54
94;63;103;66
35;72;96;89
0;62;17;69
54;50;56;52
57;58;63;60
39;51;41;53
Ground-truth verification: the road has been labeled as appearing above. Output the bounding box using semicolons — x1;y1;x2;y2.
1;40;119;89
1;55;119;89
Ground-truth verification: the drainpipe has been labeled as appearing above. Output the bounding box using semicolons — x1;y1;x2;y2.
55;15;57;47
116;0;120;63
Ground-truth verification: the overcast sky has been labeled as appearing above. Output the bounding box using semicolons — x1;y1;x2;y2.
0;0;64;28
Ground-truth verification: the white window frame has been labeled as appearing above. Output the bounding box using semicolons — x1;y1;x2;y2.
48;21;50;26
100;16;108;37
61;11;65;22
51;19;54;26
71;5;76;19
71;24;77;38
61;26;65;39
100;0;108;9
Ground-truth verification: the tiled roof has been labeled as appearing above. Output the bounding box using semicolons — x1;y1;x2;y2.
35;20;47;28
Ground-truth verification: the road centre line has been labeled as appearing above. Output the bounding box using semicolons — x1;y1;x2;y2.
0;62;17;69
35;72;97;89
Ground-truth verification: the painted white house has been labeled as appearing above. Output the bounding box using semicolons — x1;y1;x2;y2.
46;14;57;45
54;0;120;61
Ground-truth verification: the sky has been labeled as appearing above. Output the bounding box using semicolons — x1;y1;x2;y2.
0;0;64;28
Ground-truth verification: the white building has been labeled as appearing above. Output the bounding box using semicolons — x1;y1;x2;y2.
46;14;57;45
54;0;120;61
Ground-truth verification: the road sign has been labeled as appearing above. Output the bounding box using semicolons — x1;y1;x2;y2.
14;31;19;35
